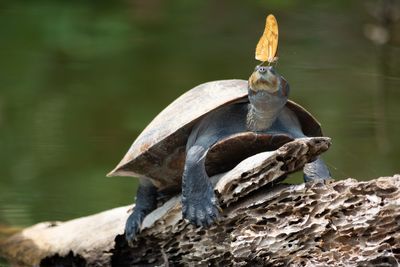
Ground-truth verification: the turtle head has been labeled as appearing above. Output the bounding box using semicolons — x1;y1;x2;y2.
246;65;290;131
248;65;289;96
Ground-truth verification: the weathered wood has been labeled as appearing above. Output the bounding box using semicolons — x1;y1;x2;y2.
2;137;400;266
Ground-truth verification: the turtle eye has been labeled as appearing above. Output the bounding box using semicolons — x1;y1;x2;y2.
258;66;268;73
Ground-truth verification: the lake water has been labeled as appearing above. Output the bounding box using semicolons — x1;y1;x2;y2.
0;0;399;232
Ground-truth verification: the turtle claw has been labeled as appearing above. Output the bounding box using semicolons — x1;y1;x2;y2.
182;185;220;228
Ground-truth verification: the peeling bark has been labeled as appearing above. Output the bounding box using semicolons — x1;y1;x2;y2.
1;138;400;266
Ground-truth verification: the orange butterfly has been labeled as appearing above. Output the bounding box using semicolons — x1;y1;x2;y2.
255;14;279;63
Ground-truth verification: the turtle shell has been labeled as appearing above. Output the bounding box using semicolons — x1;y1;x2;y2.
108;79;322;190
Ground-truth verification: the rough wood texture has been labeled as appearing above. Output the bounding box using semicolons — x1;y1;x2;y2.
1;137;400;266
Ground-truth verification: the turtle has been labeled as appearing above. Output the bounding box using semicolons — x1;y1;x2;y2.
108;65;331;243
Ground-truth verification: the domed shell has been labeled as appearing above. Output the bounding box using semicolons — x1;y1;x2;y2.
108;79;322;190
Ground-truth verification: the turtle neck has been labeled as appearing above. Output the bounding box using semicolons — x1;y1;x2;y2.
246;88;287;132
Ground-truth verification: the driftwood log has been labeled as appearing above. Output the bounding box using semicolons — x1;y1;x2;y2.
1;137;400;266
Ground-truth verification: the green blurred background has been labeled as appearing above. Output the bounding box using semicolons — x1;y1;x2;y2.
0;0;399;230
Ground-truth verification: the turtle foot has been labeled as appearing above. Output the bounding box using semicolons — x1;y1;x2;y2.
124;180;158;246
303;157;331;182
125;211;144;246
182;184;220;227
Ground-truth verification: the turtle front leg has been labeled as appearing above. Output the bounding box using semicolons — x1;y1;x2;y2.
125;178;157;245
303;157;331;182
182;145;220;227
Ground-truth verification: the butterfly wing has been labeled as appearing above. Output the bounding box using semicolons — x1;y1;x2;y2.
255;14;279;63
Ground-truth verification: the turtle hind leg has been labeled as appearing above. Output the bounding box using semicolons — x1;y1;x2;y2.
182;145;220;227
303;157;331;182
125;178;157;245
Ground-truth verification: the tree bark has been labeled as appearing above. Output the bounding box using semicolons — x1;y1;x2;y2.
1;137;400;266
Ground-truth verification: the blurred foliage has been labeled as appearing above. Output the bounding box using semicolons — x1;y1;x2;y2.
0;0;399;227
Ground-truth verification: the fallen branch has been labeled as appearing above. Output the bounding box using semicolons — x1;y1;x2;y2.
2;138;400;266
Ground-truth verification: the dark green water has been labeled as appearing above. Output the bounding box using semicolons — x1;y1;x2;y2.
0;0;399;230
